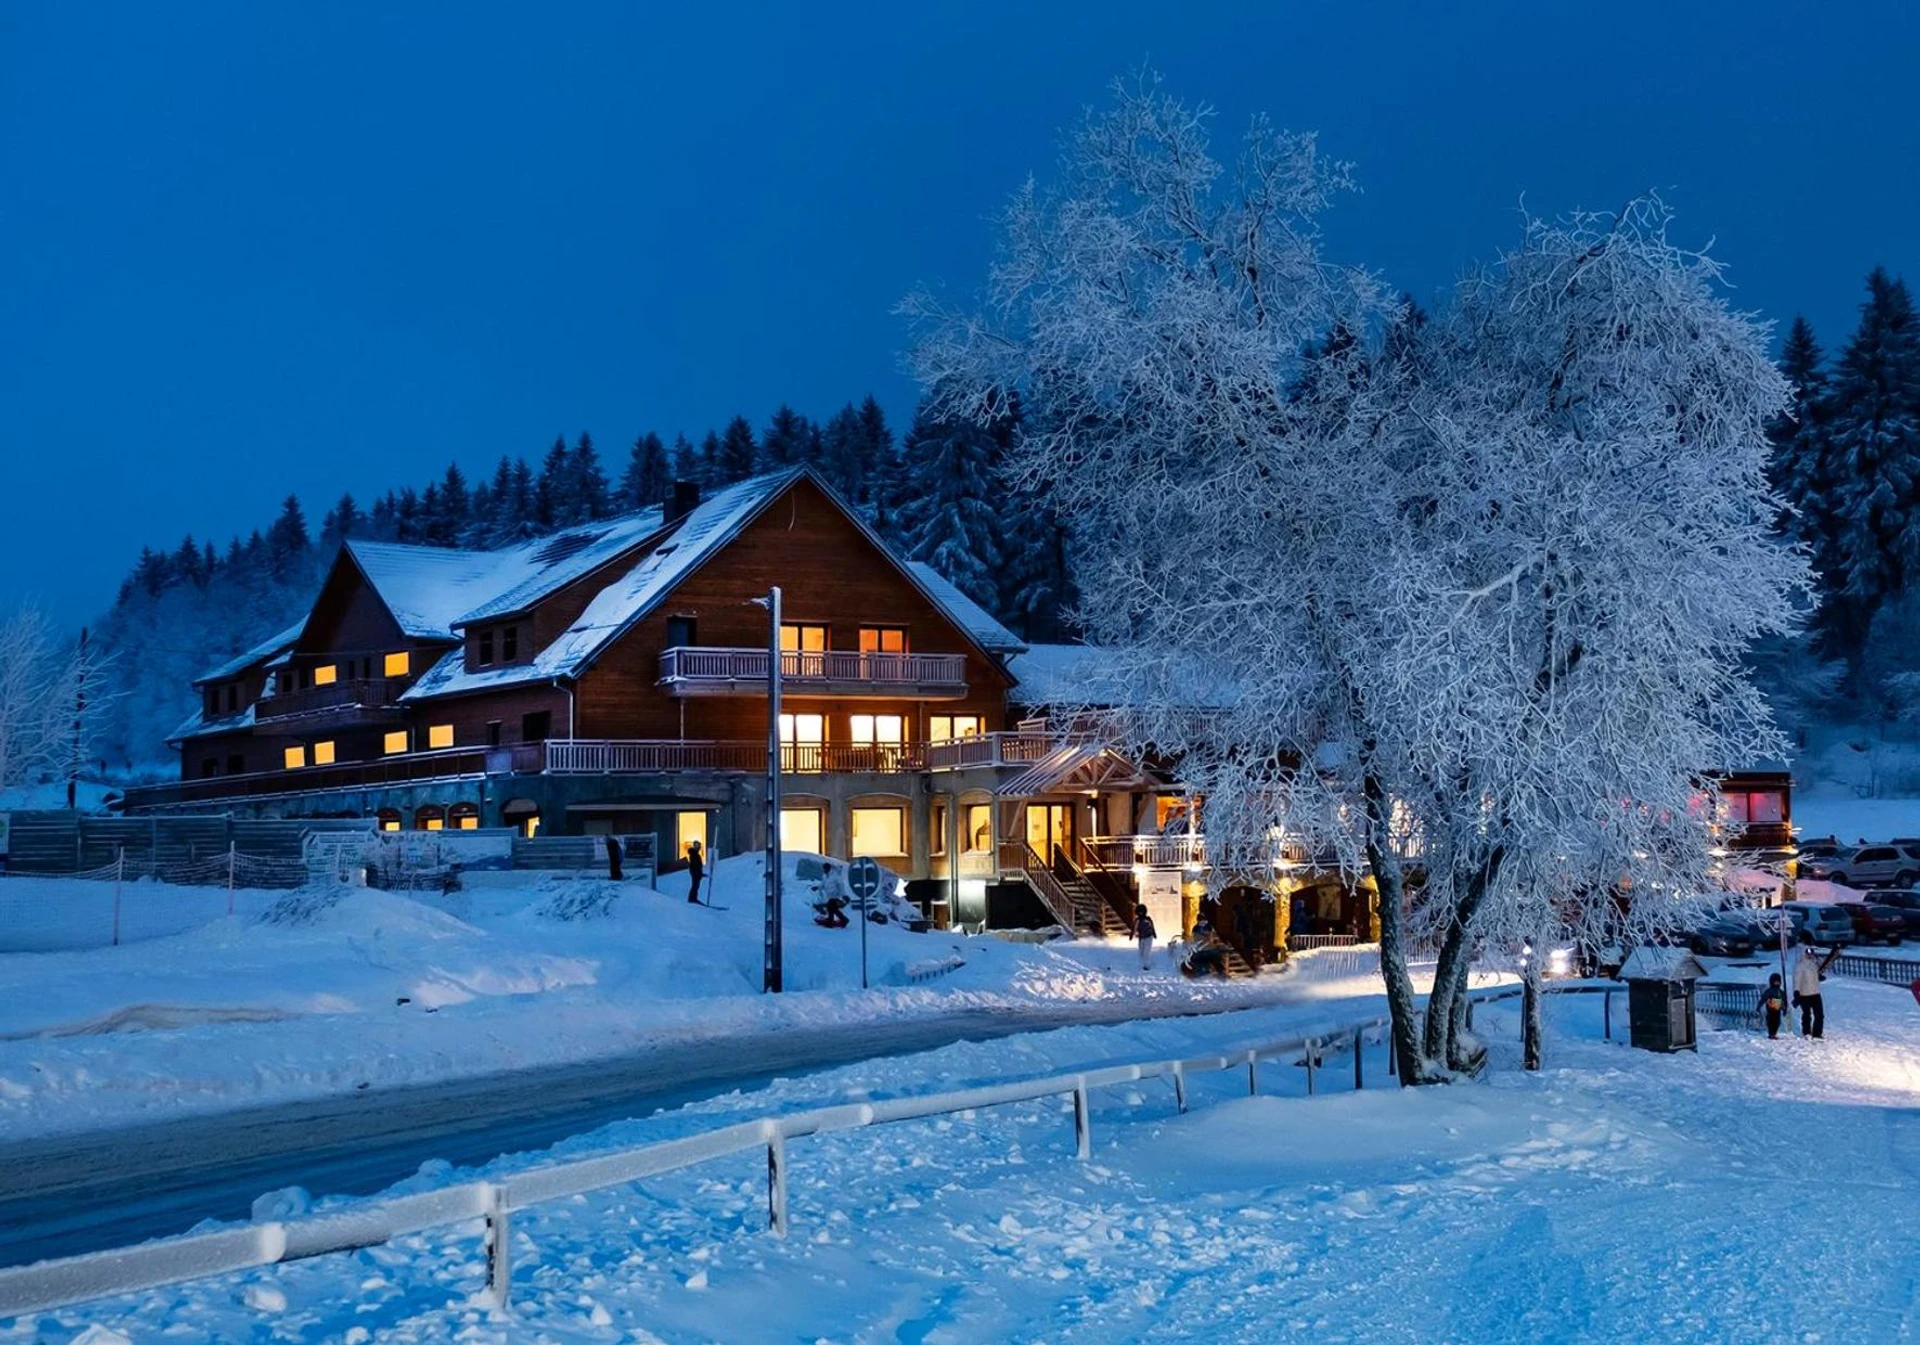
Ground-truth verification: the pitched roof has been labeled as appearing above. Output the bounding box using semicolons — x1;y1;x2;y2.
343;540;518;641
906;563;1025;655
193;620;305;687
456;509;669;624
402;471;802;701
167;702;258;746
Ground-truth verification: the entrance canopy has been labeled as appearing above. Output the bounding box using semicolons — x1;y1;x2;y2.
998;741;1156;798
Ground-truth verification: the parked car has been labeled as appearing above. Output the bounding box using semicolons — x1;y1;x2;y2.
1781;901;1856;947
1836;902;1908;945
1722;906;1794;947
1686;917;1760;958
1802;844;1920;889
1797;835;1843;863
1860;888;1920;936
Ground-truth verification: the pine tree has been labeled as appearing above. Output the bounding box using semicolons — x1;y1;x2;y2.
507;458;537;538
699;430;724;487
321;492;362;548
1825;269;1920;652
857;396;903;531
671;433;699;488
759;404;809;470
435;462;470;543
895;389;1013;613
536;436;569;528
265;495;310;581
820;403;865;503
1767;319;1837;599
568;431;610;522
719;416;757;482
394;487;421;542
622;431;671;509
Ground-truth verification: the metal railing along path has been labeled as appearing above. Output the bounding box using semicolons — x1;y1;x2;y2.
1826;951;1920;987
0;1004;1437;1321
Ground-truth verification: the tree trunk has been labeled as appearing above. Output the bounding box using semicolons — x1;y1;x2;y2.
1362;764;1441;1085
1422;847;1504;1068
1522;953;1543;1071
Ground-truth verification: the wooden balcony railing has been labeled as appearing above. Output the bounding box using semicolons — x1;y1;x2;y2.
657;647;968;697
255;678;409;723
1080;833;1206;872
542;739;929;774
923;731;1061;770
123;744;544;810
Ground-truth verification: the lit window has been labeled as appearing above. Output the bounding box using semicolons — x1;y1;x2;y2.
383;730;409;755
457;814;479;830
931;714;984;741
313;740;336;765
424;817;444;831
428;724;454;749
850;806;905;856
780;624;828;652
284;745;307;769
384;651;410;677
932;801;948;856
780;712;825;771
677;811;707;859
849;714;904;746
523;815;541;838
964;803;992;854
858;627;906;654
381;819;401;832
781;808;824;854
477;631;494;666
312;664;338;686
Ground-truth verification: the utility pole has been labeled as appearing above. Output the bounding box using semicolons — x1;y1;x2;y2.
68;627;88;811
756;588;784;993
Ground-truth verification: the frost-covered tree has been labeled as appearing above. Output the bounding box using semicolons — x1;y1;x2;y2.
910;75;1805;1081
1825;269;1920;652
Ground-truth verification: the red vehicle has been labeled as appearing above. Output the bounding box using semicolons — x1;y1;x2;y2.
1838;901;1908;946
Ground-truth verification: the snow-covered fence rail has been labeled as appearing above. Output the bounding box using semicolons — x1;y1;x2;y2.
0;1002;1464;1321
1826;952;1920;987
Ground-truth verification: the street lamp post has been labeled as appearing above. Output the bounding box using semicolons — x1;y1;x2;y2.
755;587;784;993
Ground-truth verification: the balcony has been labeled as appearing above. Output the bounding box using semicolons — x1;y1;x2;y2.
922;731;1060;770
124;744;545;810
543;739;928;774
254;678;409;725
657;647;968;700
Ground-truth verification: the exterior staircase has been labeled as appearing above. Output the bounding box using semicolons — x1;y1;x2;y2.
1060;873;1128;936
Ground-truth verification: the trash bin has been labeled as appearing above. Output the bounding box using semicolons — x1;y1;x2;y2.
1617;947;1706;1053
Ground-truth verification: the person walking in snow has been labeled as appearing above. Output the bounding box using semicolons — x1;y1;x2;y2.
604;834;623;882
1758;973;1787;1039
1792;946;1825;1038
1133;904;1157;970
685;838;705;904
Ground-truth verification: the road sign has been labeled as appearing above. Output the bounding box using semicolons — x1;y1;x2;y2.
848;857;882;991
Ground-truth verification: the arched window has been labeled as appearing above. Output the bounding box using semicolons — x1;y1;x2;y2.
448;802;481;831
414;804;446;832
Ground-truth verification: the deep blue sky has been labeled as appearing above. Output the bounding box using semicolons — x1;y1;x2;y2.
4;2;1915;625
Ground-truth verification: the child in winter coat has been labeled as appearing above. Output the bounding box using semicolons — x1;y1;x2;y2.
1758;973;1787;1039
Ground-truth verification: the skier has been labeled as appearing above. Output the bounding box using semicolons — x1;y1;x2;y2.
685;839;705;905
1133;904;1157;970
1758;973;1787;1039
1792;946;1825;1038
604;834;623;882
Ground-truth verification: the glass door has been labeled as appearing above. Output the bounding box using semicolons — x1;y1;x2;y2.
1024;803;1074;867
779;712;825;772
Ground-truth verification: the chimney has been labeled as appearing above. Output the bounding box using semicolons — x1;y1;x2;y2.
665;479;700;526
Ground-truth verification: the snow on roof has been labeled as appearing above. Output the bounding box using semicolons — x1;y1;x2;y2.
1007;643;1240;710
168;701;258;745
193;620;305;686
906;563;1025;655
456;508;668;625
402;472;801;701
346;540;519;641
1617;946;1709;982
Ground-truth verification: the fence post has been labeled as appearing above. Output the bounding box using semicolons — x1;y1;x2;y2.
111;847;124;947
767;1132;788;1236
483;1184;511;1310
1354;1027;1364;1090
227;841;236;917
1171;1062;1188;1114
1603;989;1612;1042
1388;1032;1397;1078
1246;1049;1259;1096
1304;1040;1317;1096
1071;1082;1092;1159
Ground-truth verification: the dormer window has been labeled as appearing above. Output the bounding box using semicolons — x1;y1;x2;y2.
478;631;494;667
384;651;410;678
312;664;338;687
226;684;239;713
502;626;519;661
205;688;220;719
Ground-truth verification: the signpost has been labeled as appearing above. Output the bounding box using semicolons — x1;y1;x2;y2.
848;856;882;991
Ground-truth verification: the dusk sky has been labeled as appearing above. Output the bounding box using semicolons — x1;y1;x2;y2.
4;1;1915;626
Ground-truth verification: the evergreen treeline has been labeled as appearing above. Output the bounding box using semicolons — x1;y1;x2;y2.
92;393;1078;768
1764;267;1920;736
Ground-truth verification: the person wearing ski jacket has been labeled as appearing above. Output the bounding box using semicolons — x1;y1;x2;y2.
1792;947;1825;1038
685;839;705;905
1133;905;1157;970
1758;973;1787;1039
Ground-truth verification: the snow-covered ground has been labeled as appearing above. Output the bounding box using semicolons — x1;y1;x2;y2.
12;976;1917;1342
0;854;1291;1142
